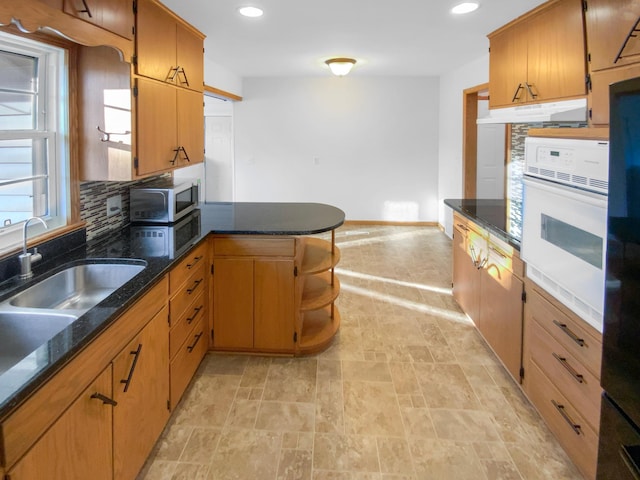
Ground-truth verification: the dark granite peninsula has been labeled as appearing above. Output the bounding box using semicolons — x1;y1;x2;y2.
0;202;345;422
444;198;521;249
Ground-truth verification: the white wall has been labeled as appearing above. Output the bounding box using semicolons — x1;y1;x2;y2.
233;76;440;222
437;54;490;238
204;57;243;97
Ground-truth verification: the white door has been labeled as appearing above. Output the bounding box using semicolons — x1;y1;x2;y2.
476;123;506;199
205;116;233;202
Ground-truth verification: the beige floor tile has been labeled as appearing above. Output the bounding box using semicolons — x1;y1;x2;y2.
138;225;583;480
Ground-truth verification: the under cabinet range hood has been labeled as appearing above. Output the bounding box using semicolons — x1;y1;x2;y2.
476;98;587;124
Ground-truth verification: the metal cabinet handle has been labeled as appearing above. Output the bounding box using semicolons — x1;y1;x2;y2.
552;320;585;347
168;66;180;81
120;344;142;393
186;305;203;324
97;125;131;143
525;82;538;99
469;244;479;267
187;331;203;352
488;245;507;259
512;83;524;102
187;255;203;269
186;278;203;294
177;67;190;87
170;147;181;165
552;352;584;384
180;146;191;162
79;0;93;17
551;400;581;435
91;392;117;406
456;223;469;232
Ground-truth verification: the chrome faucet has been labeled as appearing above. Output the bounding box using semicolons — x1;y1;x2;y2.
19;217;48;279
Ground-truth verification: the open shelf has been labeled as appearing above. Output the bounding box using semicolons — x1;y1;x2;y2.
300;272;340;311
300;237;341;275
298;306;341;355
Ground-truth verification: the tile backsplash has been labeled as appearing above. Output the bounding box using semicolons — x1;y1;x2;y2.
80;174;171;241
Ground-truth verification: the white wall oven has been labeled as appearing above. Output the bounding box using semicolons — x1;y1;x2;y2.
521;137;609;332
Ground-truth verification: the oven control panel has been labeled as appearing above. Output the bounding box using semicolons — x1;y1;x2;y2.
524;137;609;194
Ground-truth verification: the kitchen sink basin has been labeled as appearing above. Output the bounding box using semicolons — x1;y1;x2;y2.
0;311;77;374
9;262;146;312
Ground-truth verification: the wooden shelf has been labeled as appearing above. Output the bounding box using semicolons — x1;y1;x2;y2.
298;306;341;355
300;237;341;275
300;272;340;311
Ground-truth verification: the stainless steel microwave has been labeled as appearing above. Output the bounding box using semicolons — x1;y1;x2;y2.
130;180;199;224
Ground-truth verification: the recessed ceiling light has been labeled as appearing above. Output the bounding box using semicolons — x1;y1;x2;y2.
238;6;263;17
451;2;479;14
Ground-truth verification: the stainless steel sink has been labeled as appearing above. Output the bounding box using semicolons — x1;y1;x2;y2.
0;260;146;376
0;311;76;374
9;263;146;312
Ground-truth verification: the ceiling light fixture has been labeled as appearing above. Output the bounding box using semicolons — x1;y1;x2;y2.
325;58;356;77
238;6;263;17
451;2;479;14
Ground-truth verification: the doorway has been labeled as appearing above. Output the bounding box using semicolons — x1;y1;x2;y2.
463;83;507;199
203;96;234;202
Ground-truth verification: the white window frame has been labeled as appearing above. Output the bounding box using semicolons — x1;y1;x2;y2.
0;31;70;256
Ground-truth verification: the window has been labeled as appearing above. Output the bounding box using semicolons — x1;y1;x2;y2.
0;31;69;254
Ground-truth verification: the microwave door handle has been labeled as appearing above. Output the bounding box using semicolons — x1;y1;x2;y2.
145;192;168;209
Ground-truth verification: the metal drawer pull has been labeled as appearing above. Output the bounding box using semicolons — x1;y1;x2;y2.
186;305;203;324
512;83;524;102
552;352;584;383
79;0;93;17
489;245;507;258
120;344;142;393
97;125;131;143
551;400;581;435
186;255;203;269
91;392;117;406
456;223;469;232
552;320;585;347
186;278;203;294
187;331;203;352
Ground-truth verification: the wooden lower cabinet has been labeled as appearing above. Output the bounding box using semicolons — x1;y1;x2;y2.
523;282;603;479
6;367;114;480
113;304;170;480
452;213;525;381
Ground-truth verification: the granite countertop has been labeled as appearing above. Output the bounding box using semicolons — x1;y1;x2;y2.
444;198;522;250
0;202;345;418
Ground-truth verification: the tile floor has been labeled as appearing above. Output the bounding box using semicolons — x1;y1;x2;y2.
138;225;584;480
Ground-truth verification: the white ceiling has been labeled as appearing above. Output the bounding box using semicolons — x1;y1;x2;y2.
160;0;547;78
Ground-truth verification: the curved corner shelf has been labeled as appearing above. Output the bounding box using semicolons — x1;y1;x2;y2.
298;306;341;355
300;272;340;311
300;237;341;275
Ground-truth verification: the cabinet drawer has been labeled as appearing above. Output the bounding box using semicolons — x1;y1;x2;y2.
529;318;601;431
213;236;295;257
170;263;206;319
169;242;208;295
170;315;207;406
528;288;602;377
528;361;598;480
170;291;206;359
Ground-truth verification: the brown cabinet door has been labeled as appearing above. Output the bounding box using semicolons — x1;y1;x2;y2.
64;0;134;39
7;367;113;480
113;305;170;480
177;88;204;166
176;22;204;92
586;0;640;72
213;258;254;349
135;0;177;83
135;77;178;177
526;0;587;102
479;254;524;381
489;26;528;108
452;226;481;322
254;259;295;351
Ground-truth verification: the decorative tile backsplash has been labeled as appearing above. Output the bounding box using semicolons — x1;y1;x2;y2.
80;174;171;241
507;124;530;240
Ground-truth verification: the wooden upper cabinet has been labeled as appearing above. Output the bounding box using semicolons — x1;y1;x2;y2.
489;0;587;108
586;0;640;72
136;0;204;92
177;88;204;166
63;0;134;40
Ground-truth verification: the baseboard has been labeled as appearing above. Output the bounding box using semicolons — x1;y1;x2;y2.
343;220;439;227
